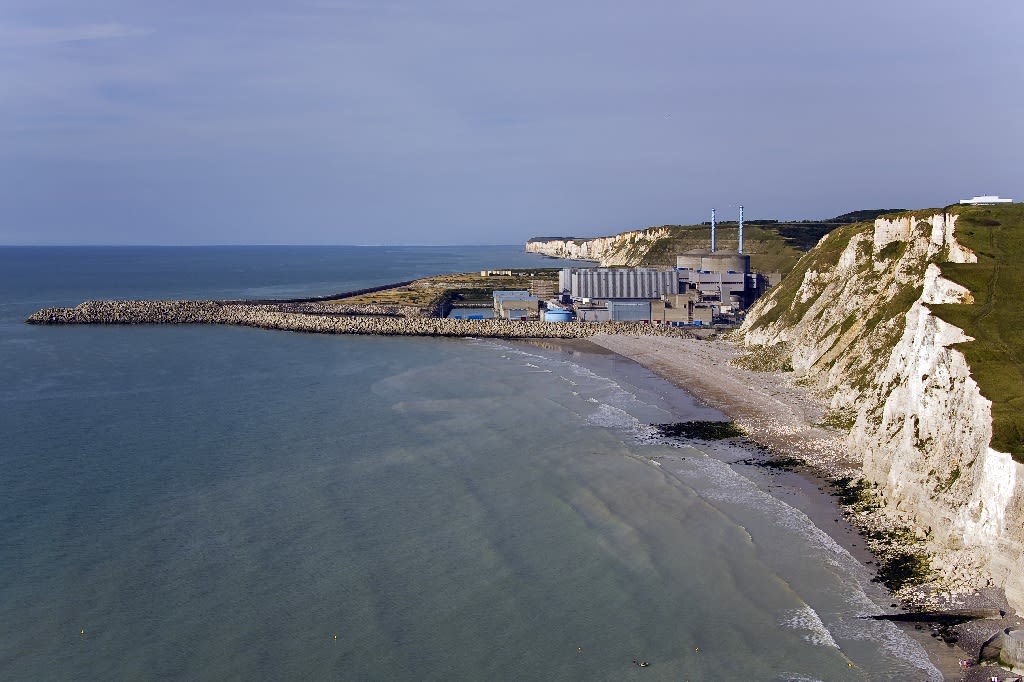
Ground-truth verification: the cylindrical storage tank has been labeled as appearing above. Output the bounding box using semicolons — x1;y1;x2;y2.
544;309;574;322
700;252;750;273
676;249;709;270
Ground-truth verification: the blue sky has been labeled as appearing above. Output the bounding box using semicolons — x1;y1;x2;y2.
1;0;1021;245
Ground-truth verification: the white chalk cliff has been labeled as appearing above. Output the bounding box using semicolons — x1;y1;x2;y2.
526;227;673;266
739;213;1024;610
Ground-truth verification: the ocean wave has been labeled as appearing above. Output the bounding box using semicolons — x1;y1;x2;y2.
680;453;855;574
828;618;943;681
586;402;641;431
673;452;944;680
781;605;839;648
479;340;678;422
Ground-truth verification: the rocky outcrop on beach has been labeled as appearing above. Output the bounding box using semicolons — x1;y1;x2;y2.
738;210;1024;613
26;299;695;340
526;226;673;266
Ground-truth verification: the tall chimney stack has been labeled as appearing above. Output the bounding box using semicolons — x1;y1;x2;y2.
711;208;717;253
738;205;744;254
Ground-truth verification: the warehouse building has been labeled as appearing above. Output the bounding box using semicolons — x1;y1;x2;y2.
559;260;767;312
492;290;540;320
558;267;678;301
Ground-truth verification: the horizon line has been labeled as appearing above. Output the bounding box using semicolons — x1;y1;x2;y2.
0;242;529;248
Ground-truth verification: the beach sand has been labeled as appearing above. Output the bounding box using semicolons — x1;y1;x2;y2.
581;332;994;681
587;333;857;475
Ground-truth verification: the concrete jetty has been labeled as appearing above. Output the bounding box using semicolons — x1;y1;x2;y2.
25;299;698;340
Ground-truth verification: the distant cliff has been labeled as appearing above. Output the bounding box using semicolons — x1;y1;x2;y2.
526;227;673;266
526;211;907;270
738;208;1024;610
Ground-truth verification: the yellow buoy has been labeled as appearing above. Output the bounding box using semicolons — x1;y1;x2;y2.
80;629;85;637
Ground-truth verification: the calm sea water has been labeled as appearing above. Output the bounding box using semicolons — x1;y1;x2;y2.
0;247;944;680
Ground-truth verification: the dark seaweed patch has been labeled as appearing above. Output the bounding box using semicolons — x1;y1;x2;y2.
652;421;745;440
736;455;806;470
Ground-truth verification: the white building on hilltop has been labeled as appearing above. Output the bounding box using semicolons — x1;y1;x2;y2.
960;195;1012;205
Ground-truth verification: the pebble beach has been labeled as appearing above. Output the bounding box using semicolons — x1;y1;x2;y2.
586;333;1023;681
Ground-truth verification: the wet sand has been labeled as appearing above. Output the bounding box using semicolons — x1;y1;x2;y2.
587;333;856;475
582;332;976;681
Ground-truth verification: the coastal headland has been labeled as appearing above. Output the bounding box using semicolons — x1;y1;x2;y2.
25;248;1023;678
587;332;1023;681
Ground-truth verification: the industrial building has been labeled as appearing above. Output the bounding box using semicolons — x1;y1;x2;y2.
558;254;765;312
673;250;769;310
559;267;677;300
651;292;712;326
550;205;773;325
959;195;1012;205
492;290;540;320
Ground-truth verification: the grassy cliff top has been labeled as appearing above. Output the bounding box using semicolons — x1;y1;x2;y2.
929;203;1024;458
638;210;906;275
332;269;562;309
637;223;813;275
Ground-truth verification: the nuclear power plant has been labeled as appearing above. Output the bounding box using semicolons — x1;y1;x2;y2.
544;206;775;325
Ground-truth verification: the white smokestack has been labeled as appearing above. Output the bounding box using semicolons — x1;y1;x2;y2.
738;205;744;254
711;208;717;253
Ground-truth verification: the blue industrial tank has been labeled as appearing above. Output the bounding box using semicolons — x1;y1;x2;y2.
544;309;574;322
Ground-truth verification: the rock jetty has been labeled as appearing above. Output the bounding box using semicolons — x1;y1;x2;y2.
26;299;697;340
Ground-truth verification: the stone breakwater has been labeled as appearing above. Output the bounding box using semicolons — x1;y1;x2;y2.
26;299;696;340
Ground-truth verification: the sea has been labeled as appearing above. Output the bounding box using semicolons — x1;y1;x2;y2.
0;246;948;680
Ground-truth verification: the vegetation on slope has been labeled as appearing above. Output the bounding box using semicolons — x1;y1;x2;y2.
333;269;562;310
530;210;906;276
739;202;1023;461
741;221;873;332
738;212;935;425
635;210;906;276
637;223;808;274
929;204;1024;459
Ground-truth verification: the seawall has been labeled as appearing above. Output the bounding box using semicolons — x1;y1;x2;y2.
26;299;697;340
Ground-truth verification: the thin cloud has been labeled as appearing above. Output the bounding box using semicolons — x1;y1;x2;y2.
0;23;150;46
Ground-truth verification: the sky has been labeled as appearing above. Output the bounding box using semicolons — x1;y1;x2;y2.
1;0;1021;245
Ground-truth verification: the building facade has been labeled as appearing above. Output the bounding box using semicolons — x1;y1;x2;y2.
492;290;540;320
560;258;768;311
559;268;678;301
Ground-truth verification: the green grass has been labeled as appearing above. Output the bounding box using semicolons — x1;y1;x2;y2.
732;202;1023;460
637;223;831;276
334;269;562;310
928;204;1024;460
743;222;868;331
547;209;907;277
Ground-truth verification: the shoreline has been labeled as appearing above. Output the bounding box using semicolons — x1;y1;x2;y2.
578;332;1018;681
26;296;1019;677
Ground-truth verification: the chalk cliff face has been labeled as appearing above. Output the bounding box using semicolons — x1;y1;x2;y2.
740;212;1024;610
526;227;672;266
